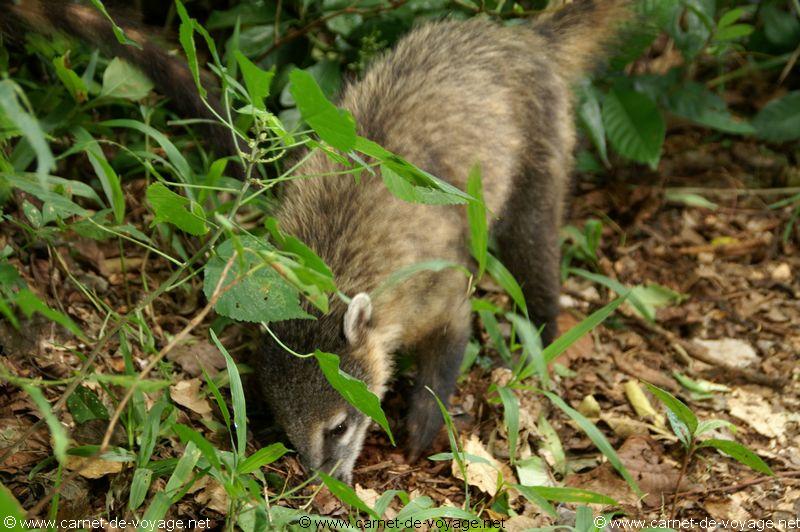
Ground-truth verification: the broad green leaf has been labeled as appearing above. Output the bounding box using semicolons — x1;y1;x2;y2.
753;92;800;143
15;289;84;339
0;80;55;187
203;236;310;323
695;419;735;437
381;164;467;205
146;183;208;235
645;383;698;435
129;467;153;510
211;329;248;458
139;399;168;467
315;351;394;445
603;87;664;168
667;82;754;135
542;296;626;364
509;484;557;517
354;136;471;204
318;471;379;518
466;164;488;277
101;57;154;101
88;0;142;48
699;439;773;475
235;51;274;110
578;83;609;166
0;481;26;532
239;443;289;474
289;69;356;151
515;485;617;506
544;391;642;495
23;385;69;463
53;54;88;102
67;385;109;423
496;386;519;464
74;127;125;223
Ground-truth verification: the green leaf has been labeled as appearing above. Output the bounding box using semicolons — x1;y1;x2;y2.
235;51;274;110
645;383;698;435
210;329;248;458
496;386;519;464
665;191;718;210
577;83;609;166
515;485;617;506
289;69;356;151
23;385;69;464
53;54;88;102
101;119;193;182
146;183;208;236
0;482;26;532
695;419;735;437
603;87;665;168
542;296;626;364
511;483;557;517
67;385;109;423
507;313;546;385
486;254;527;314
15;289;84;339
667;82;754;135
172;423;222;471
544;391;642;496
88;0;142;48
203;236;310;323
628;283;685;322
318;470;379;518
699;439;773;476
74;127;125;223
466;164;488;277
381;164;466;205
1;173;91;219
753;92;800;143
101;57;154;101
174;0;206;98
238;443;289;474
315;351;394;445
0;80;55;187
141;442;200;531
128;467;153;510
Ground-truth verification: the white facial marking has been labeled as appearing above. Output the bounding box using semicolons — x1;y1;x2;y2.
344;293;372;344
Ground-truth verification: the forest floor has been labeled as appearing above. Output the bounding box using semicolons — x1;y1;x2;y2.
0;127;798;529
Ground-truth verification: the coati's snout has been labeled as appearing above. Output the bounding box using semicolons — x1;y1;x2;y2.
257;293;383;482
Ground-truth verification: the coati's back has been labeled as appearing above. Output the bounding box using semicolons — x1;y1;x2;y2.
261;1;630;481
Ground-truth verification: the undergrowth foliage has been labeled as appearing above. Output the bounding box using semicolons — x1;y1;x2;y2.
0;0;796;530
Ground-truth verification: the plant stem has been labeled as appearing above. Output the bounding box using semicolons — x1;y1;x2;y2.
670;442;694;520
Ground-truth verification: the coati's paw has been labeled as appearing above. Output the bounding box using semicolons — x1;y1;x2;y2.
404;401;444;463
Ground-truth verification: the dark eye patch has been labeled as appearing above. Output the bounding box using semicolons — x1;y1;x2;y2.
329;422;348;437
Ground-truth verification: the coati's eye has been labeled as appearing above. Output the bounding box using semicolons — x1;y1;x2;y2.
329;422;348;438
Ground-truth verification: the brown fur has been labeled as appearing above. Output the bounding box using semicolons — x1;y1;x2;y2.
258;0;630;481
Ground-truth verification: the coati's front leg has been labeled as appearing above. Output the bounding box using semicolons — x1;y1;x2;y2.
405;323;469;461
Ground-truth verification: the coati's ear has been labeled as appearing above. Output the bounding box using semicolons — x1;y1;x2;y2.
344;293;372;344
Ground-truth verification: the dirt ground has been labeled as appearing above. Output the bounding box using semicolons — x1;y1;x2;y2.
0;127;798;528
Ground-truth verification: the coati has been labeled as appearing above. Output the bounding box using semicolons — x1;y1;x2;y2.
2;0;629;482
259;1;630;481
